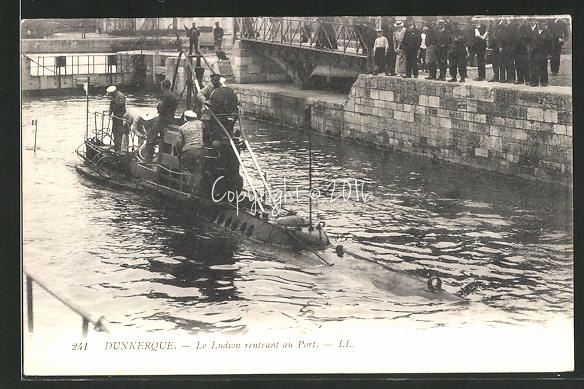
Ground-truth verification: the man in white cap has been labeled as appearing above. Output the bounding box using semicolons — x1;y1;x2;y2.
106;85;126;151
176;110;203;176
123;110;157;150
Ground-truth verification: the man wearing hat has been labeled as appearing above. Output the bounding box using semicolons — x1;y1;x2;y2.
177;110;204;176
447;21;468;82
424;21;438;79
401;17;422;78
392;20;406;76
106;85;127;152
549;17;569;76
372;28;389;75
489;16;513;83
435;19;451;81
469;17;488;81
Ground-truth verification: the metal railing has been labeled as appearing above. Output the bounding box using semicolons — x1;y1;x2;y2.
26;54;129;77
236;17;368;57
24;265;110;339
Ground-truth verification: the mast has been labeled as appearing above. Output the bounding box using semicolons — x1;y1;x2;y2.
186;55;193;110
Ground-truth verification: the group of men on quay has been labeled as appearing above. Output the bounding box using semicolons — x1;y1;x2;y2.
367;15;570;87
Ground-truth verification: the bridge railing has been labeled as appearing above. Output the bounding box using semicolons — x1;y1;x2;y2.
236;17;368;57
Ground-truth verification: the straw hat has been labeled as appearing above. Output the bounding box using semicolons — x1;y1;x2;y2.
106;85;116;94
184;110;197;120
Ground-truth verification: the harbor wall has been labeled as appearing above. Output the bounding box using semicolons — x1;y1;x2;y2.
232;76;572;185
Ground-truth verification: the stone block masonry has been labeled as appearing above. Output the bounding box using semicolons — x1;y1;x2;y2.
233;75;572;185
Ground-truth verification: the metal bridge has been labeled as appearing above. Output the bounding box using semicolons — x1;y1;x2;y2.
235;17;371;86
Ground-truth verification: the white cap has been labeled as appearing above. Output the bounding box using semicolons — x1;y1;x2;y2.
106;85;117;94
139;112;158;121
184;110;197;119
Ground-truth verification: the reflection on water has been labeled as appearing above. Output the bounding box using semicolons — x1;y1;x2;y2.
22;94;573;336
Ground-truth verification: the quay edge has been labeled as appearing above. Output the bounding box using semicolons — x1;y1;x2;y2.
230;76;572;186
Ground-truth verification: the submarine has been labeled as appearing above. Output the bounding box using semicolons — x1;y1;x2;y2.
75;50;466;303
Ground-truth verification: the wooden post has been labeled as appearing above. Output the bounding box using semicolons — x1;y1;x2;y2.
86;76;90;140
32;120;38;153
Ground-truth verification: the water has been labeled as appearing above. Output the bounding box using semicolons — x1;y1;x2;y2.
22;94;573;340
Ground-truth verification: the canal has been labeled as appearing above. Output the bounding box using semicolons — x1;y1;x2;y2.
22;93;572;339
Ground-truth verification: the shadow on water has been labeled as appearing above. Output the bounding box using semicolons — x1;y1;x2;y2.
97;188;243;304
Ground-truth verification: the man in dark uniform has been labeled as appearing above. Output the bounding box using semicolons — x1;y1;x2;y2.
184;22;201;54
548;18;569;75
470;17;488;81
530;20;552;87
490;16;514;83
513;19;531;84
462;18;476;67
435;19;451;81
501;17;517;83
448;22;468;82
197;73;225;146
144;79;178;162
424;21;438;79
402;17;422;78
213;22;224;51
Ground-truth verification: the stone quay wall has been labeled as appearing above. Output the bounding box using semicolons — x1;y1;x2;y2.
233;75;572;185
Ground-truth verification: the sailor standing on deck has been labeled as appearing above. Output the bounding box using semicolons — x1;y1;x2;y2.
197;73;225;146
176;110;204;177
106;85;127;151
143;79;178;163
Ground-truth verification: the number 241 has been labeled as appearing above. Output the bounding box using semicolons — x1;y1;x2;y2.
72;342;87;351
